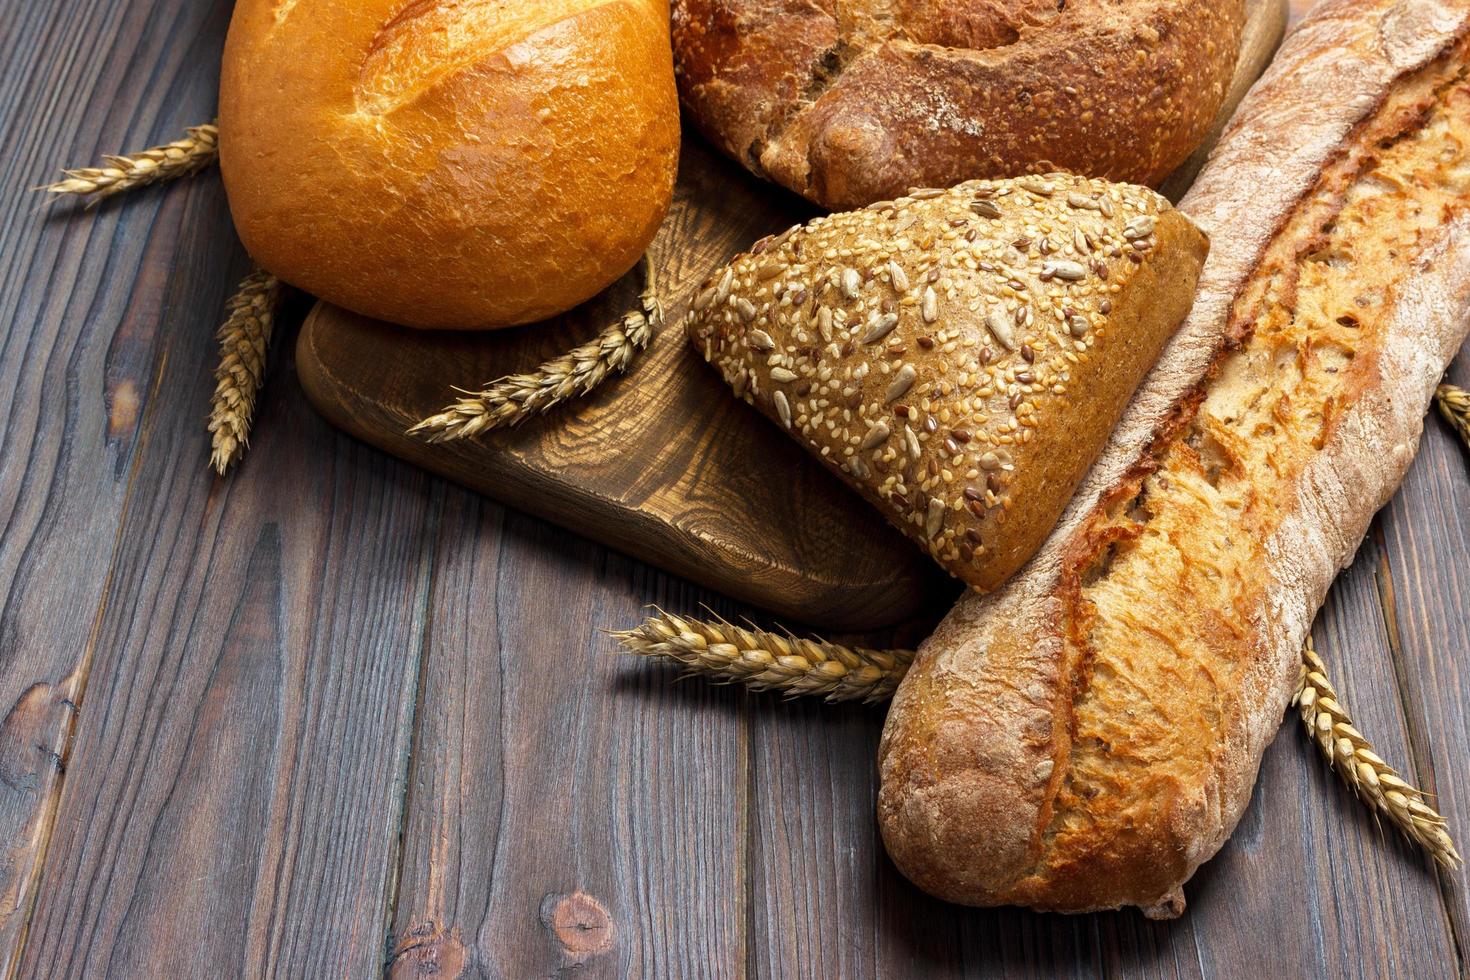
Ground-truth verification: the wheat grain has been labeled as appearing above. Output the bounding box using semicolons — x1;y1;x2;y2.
613;610;913;704
408;257;661;442
208;268;284;476
1294;637;1462;869
44;123;218;204
1436;383;1470;451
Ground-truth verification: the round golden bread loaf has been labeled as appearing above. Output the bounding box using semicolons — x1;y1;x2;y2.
673;0;1246;210
219;0;681;330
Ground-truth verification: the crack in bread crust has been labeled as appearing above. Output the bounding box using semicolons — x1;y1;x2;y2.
357;0;613;114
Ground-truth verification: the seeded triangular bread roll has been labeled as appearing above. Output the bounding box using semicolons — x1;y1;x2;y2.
688;175;1207;590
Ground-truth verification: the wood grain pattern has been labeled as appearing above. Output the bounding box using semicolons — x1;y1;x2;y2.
0;0;1465;976
0;0;229;971
297;0;1285;633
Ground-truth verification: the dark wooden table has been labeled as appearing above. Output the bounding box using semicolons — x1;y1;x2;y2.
3;1;1467;977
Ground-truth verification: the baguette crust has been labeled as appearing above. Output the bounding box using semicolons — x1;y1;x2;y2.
878;0;1470;914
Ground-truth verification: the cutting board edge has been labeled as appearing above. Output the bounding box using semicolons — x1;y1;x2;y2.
295;310;949;631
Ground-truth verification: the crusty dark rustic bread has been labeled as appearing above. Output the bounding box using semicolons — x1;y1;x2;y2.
687;174;1207;590
219;0;679;330
673;0;1245;210
878;0;1470;915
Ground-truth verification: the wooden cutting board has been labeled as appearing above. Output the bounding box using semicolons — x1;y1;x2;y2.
297;0;1287;631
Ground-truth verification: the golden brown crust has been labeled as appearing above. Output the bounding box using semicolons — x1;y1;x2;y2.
687;174;1206;590
219;0;681;330
673;0;1245;210
878;0;1470;915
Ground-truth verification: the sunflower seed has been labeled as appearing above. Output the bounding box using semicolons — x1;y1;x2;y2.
1019;178;1054;196
735;297;758;322
1067;312;1090;337
770;367;798;383
884;365;918;404
909;187;945;200
1099;195;1115;218
888;260;910;293
1044;260;1087;281
971;199;1002;219
1124;215;1156;240
979;451;1003;471
921;286;938;324
926;498;945;539
816;306;833;339
748;329;776;352
1067;193;1098;210
693;286;717;312
985;310;1017;351
862;312;900;344
757;259;784;280
841;268;862;299
904;425;921;460
860;422;891;451
773;390;792;428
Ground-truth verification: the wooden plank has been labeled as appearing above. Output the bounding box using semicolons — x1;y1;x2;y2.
1372;352;1470;963
0;0;228;970
385;504;752;978
296;0;1283;633
15;303;445;975
12;292;441;972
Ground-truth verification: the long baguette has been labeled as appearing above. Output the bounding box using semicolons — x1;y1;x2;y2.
877;0;1470;916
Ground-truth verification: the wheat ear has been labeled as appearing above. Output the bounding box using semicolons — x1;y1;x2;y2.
44;123;218;204
1436;383;1470;451
208;268;284;476
1294;637;1462;869
617;612;1461;865
408;257;661;442
612;610;913;704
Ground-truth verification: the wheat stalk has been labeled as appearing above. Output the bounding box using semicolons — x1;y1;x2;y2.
1436;383;1470;451
208;267;284;475
612;610;914;704
1294;637;1462;869
44;123;218;204
617;611;1461;866
408;257;661;442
